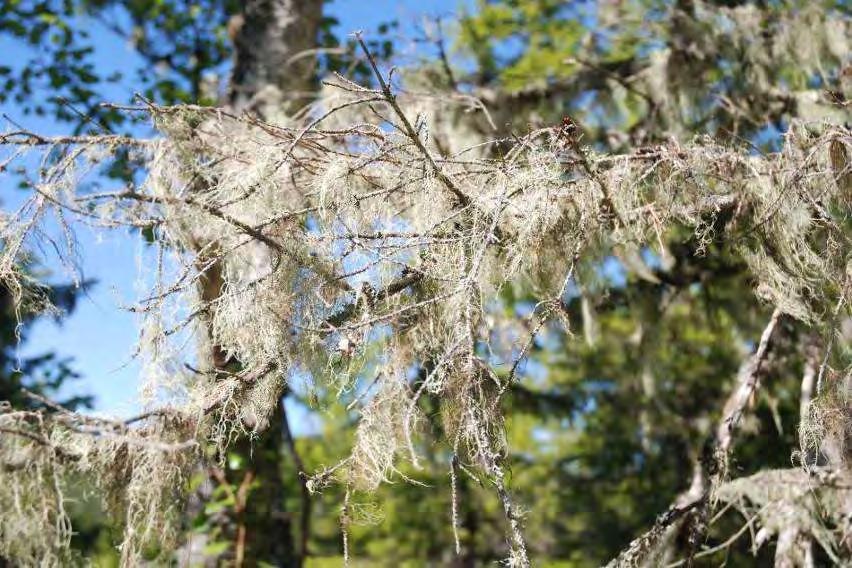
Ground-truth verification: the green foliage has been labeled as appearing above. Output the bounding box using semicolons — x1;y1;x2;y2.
0;0;126;128
83;0;242;105
460;0;587;91
459;0;851;146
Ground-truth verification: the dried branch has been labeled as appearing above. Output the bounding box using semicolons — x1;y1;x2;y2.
0;131;153;147
606;308;784;567
713;308;783;480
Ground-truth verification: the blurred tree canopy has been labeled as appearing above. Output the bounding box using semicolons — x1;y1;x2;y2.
458;0;849;147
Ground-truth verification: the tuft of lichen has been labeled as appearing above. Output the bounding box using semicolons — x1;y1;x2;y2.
0;59;849;563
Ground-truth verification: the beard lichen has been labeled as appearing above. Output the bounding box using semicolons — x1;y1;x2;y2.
0;70;850;564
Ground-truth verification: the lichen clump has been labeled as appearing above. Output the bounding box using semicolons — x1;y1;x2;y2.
0;70;849;563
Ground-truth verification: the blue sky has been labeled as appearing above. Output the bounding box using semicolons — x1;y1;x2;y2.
0;0;471;416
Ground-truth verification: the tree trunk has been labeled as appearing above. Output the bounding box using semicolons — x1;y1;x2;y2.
199;2;323;565
228;0;323;115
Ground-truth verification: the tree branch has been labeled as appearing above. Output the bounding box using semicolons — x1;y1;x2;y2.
605;307;784;567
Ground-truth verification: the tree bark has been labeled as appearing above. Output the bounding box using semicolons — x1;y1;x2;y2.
197;2;324;566
228;0;323;115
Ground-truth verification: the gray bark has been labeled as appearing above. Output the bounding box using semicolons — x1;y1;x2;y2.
228;0;324;114
192;2;324;566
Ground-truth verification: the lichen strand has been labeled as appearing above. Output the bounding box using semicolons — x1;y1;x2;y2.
0;406;195;565
0;80;850;564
